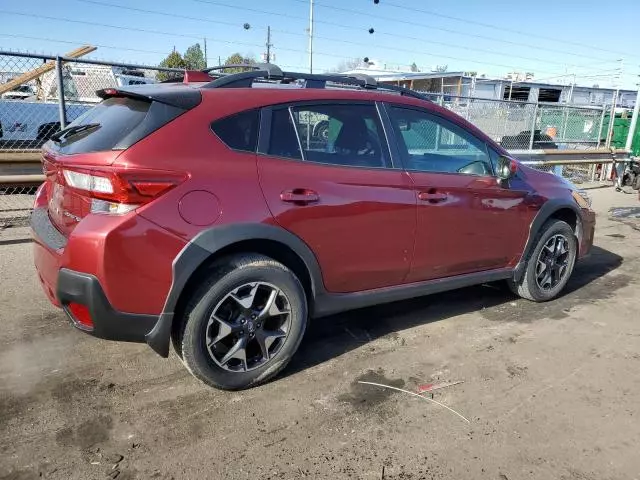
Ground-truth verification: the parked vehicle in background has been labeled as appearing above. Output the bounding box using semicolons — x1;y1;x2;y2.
500;129;558;150
31;65;596;390
0;65;156;149
1;84;36;100
615;157;640;192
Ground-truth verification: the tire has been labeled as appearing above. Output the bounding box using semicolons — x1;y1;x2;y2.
175;253;308;390
632;173;640;191
509;219;577;302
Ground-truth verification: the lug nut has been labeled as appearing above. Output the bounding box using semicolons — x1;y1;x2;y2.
241;319;246;324
251;314;257;319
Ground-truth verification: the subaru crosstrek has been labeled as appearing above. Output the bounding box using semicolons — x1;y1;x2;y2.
31;66;595;390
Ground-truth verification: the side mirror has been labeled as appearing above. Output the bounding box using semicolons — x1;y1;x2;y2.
496;156;517;180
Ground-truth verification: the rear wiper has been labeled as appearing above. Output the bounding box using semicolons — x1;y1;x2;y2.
50;123;101;143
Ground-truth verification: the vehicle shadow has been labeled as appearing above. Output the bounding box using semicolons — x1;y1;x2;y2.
282;245;623;377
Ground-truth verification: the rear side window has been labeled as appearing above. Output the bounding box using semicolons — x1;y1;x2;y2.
267;103;390;169
48;96;185;155
268;108;302;160
211;110;259;152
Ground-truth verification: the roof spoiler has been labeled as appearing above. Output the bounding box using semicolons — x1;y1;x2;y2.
96;86;201;110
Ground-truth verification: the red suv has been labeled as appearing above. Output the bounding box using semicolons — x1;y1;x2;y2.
31;65;595;390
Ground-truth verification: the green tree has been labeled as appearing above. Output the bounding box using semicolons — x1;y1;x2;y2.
157;50;186;81
184;43;206;70
223;53;256;73
410;62;419;72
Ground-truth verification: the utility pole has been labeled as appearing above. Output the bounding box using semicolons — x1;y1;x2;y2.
203;38;208;68
606;59;624;149
265;26;273;63
308;0;314;73
625;74;640;152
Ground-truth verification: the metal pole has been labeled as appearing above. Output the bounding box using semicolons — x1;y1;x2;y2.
528;102;539;150
605;89;619;148
55;56;67;129
625;81;640;152
308;0;314;73
596;106;607;148
266;26;271;63
560;75;575;142
204;38;208;68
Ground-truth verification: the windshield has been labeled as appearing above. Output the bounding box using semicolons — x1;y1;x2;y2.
48;96;150;155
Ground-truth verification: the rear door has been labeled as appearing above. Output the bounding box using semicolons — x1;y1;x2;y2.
257;101;416;294
384;103;531;281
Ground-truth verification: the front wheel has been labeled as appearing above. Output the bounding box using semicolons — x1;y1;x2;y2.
510;220;577;302
176;254;308;390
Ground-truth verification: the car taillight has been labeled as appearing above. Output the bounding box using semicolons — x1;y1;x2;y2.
60;167;186;215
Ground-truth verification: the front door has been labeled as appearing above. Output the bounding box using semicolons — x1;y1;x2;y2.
257;102;416;293
384;104;531;282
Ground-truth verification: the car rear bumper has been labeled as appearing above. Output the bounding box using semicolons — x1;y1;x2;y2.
31;206;172;354
57;268;159;343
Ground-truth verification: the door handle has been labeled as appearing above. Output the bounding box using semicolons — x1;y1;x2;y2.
280;189;320;204
418;191;448;203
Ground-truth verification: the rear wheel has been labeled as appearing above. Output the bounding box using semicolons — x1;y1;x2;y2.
510;219;577;302
176;254;308;390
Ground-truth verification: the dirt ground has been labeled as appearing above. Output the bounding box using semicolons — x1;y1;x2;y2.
1;187;640;480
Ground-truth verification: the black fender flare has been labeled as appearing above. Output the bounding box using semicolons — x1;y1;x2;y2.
513;198;582;283
145;223;325;357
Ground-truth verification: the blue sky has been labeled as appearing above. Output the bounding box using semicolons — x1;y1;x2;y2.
0;0;638;88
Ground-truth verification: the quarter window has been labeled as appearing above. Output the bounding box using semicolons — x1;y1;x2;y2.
211;109;259;153
388;106;493;176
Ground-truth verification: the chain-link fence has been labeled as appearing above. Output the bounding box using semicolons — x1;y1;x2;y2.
0;50;625;230
0;184;38;228
524;162;609;185
422;93;607;151
0;51;184;229
0;51;183;152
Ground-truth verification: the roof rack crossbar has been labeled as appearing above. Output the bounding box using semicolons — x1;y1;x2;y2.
203;63;283;77
346;73;377;88
201;63;428;101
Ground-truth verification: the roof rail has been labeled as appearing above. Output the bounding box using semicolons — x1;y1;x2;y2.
200;63;428;101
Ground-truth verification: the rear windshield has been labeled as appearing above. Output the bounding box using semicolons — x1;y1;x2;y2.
47;96;186;155
49;97;150;155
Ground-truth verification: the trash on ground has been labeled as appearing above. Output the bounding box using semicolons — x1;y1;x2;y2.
357;380;470;424
416;380;464;394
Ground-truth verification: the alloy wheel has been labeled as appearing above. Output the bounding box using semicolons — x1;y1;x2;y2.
535;234;570;291
205;282;291;372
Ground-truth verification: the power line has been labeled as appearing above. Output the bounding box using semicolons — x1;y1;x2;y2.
0;10;274;51
284;0;622;63
313;30;605;71
0;33;170;56
191;0;623;75
78;0;596;71
377;0;638;59
0;31;626;91
0;10;368;65
0;8;630;86
76;0;309;39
